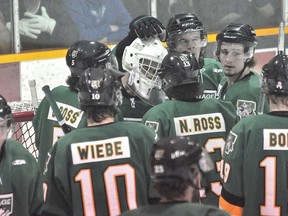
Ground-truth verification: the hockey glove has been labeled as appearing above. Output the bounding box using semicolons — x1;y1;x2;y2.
129;15;167;42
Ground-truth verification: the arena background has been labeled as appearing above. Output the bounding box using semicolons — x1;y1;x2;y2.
0;0;287;103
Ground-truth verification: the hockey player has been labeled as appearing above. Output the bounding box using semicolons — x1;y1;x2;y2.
142;51;237;206
219;54;288;215
119;37;168;121
111;15;168;122
42;67;157;216
166;13;224;99
120;136;230;216
215;23;270;119
0;95;44;215
33;40;119;171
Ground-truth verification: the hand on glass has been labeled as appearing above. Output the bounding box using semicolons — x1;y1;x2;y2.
24;6;56;35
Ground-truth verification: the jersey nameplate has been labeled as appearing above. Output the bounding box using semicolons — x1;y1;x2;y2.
263;129;288;150
71;137;130;164
48;102;83;128
174;113;226;136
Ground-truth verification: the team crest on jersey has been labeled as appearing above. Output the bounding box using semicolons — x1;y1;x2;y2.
236;100;256;119
224;132;237;154
0;193;13;215
145;121;159;132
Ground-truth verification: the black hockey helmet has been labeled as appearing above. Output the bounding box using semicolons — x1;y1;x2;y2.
78;67;122;108
159;51;202;93
166;13;207;51
215;23;257;56
262;54;288;95
66;40;118;77
151;136;214;182
0;95;13;127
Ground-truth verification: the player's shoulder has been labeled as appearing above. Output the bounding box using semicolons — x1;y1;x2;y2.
174;202;230;216
50;85;76;99
116;121;155;132
154;99;181;110
206;98;235;108
5;139;39;166
143;100;173;115
234;113;264;127
243;71;261;85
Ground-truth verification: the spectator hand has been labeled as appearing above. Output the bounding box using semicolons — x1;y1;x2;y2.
129;15;167;42
24;7;56;35
7;19;41;39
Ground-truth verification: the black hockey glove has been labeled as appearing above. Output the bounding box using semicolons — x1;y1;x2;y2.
129;15;167;42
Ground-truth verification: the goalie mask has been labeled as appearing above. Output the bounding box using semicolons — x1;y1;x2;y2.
159;51;202;93
151;136;214;185
261;54;288;95
0;95;14;143
122;37;168;105
78;67;122;108
66;40;118;77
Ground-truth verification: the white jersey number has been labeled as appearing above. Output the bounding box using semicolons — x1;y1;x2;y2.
75;164;137;216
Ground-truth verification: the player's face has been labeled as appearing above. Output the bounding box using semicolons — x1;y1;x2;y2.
174;30;203;59
219;42;247;77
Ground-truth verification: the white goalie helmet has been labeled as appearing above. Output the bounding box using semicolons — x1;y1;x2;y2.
122;37;168;105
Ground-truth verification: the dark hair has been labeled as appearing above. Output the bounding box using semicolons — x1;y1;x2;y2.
81;105;117;123
165;83;204;100
66;76;79;93
267;94;288;106
154;178;189;200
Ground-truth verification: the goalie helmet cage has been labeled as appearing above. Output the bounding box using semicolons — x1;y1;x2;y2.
8;101;38;160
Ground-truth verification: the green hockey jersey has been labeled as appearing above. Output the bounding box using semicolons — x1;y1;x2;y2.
43;121;157;216
142;98;237;206
33;85;87;171
217;71;270;119
220;112;288;216
0;140;44;215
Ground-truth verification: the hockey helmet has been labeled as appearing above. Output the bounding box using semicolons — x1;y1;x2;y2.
159;51;202;92
215;23;257;58
262;54;288;95
122;37;168;105
78;67;122;108
66;40;118;77
151;136;214;182
166;13;207;51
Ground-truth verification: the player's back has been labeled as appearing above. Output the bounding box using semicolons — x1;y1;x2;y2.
33;85;86;170
44;121;156;216
223;113;288;216
142;98;237;206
